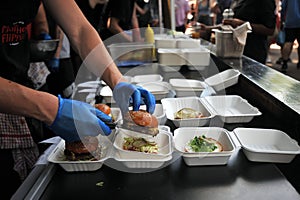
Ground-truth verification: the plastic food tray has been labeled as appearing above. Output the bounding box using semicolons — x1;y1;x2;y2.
137;82;170;101
169;78;206;97
158;48;210;67
132;74;163;83
203;95;261;123
204;69;241;91
161;97;214;127
48;127;174;171
173;127;235;166
233;128;300;163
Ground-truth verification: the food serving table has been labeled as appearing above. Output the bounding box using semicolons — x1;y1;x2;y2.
13;41;300;199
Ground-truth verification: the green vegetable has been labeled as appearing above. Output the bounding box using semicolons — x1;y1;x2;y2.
96;181;104;187
188;135;217;152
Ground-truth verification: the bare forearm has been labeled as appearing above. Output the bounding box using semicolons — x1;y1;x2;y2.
0;77;58;125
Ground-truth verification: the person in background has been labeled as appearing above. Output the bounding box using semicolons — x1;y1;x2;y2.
0;0;155;199
72;0;108;76
223;0;276;64
211;0;232;24
136;0;153;37
279;0;300;73
195;0;213;26
175;0;190;33
100;0;142;43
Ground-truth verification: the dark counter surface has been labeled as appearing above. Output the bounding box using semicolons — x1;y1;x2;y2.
13;42;300;199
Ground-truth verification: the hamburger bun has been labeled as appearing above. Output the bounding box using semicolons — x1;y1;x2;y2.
64;136;102;161
95;103;111;115
122;110;159;136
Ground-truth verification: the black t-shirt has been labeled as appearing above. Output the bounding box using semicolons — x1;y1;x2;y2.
232;0;276;63
100;0;135;40
0;0;41;86
75;0;105;32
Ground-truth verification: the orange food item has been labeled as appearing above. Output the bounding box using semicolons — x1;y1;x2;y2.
129;110;158;128
95;103;111;115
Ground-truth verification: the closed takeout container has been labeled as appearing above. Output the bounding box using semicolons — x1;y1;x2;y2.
182;47;210;66
173;127;235;166
204;69;240;91
137;82;169;100
108;42;154;66
132;74;163;83
233;128;300;163
203;95;261;123
161;97;214;127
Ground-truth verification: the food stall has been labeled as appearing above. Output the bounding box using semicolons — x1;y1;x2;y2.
12;37;300;200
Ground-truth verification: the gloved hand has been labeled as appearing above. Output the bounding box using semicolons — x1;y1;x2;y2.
47;58;60;72
49;95;112;142
113;82;156;115
38;32;52;40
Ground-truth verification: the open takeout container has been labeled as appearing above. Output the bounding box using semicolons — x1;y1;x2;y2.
48;126;174;171
161;95;261;127
173;127;235;166
169;78;206;97
233;128;300;163
204;69;241;92
203;95;262;123
161;97;214;127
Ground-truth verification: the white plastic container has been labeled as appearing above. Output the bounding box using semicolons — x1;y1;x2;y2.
47;138;108;172
182;47;210;66
161;97;214;127
158;48;186;66
169;78;206;97
108;42;153;64
113;128;173;159
137;82;169;100
204;69;241;91
100;85;115;104
132;74;163;83
155;38;177;49
203;95;261;123
173;127;235;166
233;128;300;163
176;39;201;48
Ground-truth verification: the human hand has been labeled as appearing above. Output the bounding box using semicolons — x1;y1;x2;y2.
113;82;156;115
49;95;112;142
47;58;60;72
223;18;245;28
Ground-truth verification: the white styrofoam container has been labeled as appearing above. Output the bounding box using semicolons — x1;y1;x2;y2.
153;104;167;125
137;82;170;101
169;78;205;89
182;47;210;66
169;78;206;97
47;138;108;172
204;69;241;91
132;74;163;83
173;127;235;166
108;42;153;64
100;85;115;104
161;97;214;127
135;104;167;125
158;48;186;66
176;39;201;48
113;128;173;159
233;128;300;163
203;95;262;123
155;38;177;49
113;151;172;169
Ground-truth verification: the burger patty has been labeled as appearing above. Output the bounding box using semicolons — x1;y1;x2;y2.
64;136;102;161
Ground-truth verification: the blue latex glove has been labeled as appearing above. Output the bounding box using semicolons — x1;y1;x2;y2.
47;58;60;72
49;95;112;142
38;32;52;40
113;82;156;114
